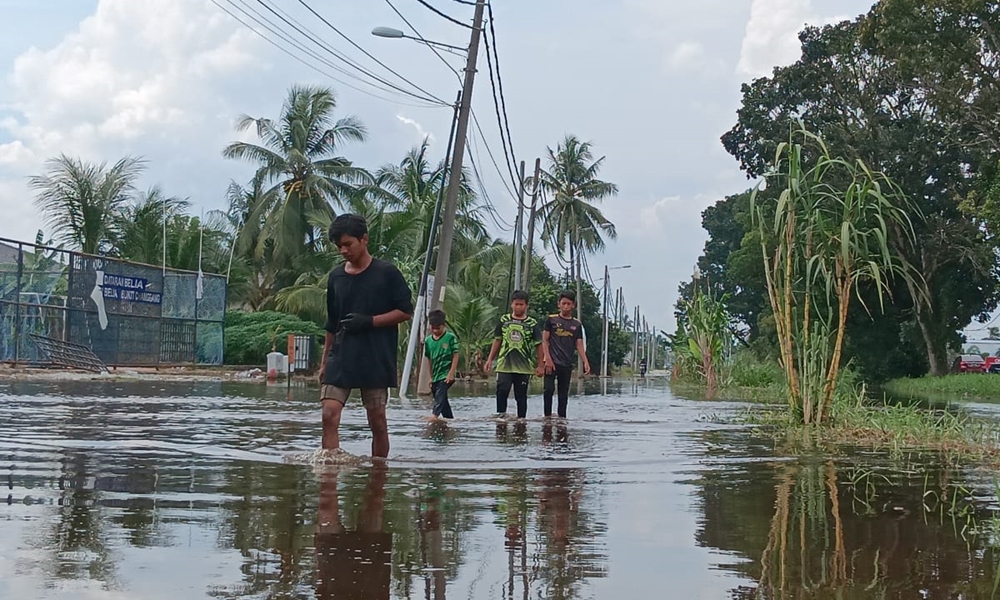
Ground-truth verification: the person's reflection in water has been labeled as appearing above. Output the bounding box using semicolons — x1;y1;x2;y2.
541;421;569;445
538;469;579;548
315;465;392;600
495;420;529;444
420;484;447;600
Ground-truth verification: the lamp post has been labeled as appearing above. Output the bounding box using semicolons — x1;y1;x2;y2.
601;264;631;378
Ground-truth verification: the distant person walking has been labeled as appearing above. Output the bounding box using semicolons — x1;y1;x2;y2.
318;214;413;458
484;290;544;420
541;290;590;418
423;309;459;420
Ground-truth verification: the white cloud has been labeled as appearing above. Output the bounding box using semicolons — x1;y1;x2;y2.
0;0;263;241
737;0;812;79
664;42;725;74
736;0;850;80
396;115;435;144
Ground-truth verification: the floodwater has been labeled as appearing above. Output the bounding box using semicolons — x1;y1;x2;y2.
3;378;1000;599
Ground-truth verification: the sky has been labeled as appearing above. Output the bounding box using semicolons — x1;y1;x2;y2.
0;0;878;333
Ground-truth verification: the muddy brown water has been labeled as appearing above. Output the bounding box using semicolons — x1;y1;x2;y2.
3;378;1000;599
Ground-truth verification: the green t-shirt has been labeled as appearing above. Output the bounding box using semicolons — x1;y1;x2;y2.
424;330;458;382
494;313;542;374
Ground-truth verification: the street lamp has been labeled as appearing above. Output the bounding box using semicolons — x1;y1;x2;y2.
371;27;468;53
602;264;631;378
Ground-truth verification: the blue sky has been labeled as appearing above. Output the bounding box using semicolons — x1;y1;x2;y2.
0;0;878;332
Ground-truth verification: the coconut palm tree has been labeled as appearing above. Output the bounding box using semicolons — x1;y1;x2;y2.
444;285;498;376
116;187;190;265
374;139;486;264
29;154;145;255
535;135;618;322
223;85;368;272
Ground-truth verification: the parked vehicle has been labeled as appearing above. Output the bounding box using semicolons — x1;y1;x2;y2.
984;356;1000;373
953;354;986;373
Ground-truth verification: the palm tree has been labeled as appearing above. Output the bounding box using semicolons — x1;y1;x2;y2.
374;139;486;265
29;154;145;255
116;187;190;265
444;285;498;376
223;85;368;272
535;135;618;322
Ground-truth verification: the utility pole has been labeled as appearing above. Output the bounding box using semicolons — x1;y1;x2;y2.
633;305;639;372
521;158;541;288
430;0;486;311
601;265;609;378
652;326;657;370
398;92;461;398
512;160;526;291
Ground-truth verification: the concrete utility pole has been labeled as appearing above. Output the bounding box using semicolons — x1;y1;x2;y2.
602;265;610;378
398;92;461;399
512;160;526;291
633;305;639;371
430;0;487;311
521;158;541;288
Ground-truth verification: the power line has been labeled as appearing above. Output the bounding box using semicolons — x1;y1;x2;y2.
296;0;448;105
470;109;517;199
384;0;463;81
480;13;519;194
413;0;473;28
252;0;446;105
212;0;443;108
485;1;519;180
466;136;513;231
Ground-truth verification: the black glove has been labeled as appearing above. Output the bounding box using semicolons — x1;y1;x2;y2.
340;313;374;333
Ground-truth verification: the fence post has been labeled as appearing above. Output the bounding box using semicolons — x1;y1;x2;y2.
192;273;200;366
64;252;74;343
13;244;23;367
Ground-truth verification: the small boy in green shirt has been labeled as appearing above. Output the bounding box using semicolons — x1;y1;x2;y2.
424;309;459;419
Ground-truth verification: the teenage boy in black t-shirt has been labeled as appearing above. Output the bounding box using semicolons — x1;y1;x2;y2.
541;290;590;418
319;214;414;458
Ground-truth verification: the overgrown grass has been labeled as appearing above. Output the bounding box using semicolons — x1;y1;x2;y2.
741;385;1000;463
884;374;1000;401
672;350;788;403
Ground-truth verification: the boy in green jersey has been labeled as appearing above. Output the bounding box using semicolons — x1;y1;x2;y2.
424;309;459;419
484;290;544;419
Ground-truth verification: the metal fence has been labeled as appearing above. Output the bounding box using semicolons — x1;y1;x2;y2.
0;237;226;367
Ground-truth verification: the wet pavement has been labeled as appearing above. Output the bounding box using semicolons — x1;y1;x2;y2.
2;378;1000;599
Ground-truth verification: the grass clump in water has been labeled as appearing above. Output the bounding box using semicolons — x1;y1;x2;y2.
743;384;1000;462
884;374;1000;401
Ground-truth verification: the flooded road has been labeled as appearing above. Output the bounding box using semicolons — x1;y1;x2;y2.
2;378;1000;599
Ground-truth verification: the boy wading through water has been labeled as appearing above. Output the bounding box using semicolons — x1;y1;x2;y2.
484;290;544;420
423;309;459;420
542;290;591;418
319;214;413;458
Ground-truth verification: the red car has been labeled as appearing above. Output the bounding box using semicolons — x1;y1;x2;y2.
984;356;1000;374
953;354;986;373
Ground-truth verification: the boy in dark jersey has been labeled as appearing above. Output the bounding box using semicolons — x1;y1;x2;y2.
541;290;591;418
319;214;413;458
484;290;544;419
423;309;459;420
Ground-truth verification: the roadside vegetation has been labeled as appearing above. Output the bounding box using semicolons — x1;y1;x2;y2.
670;0;1000;458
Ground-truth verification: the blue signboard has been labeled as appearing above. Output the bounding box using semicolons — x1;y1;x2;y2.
101;273;162;305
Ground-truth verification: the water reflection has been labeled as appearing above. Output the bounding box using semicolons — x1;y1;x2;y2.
21;379;1000;597
315;466;391;600
692;448;1000;598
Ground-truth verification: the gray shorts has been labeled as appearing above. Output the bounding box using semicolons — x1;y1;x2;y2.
320;385;388;409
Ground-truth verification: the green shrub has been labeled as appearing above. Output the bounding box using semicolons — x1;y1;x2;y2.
728;352;783;388
224;310;325;366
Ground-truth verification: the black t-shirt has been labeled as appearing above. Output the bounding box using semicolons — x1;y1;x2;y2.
544;314;583;368
323;258;413;388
